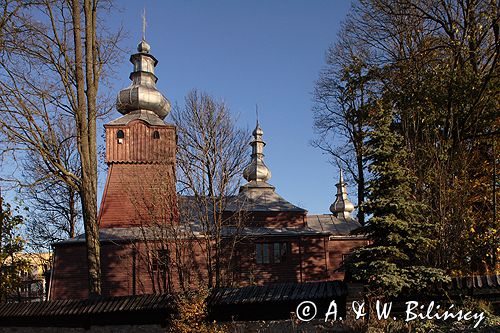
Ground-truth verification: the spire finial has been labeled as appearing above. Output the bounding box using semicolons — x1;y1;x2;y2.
142;7;147;41
329;168;355;218
242;113;271;184
255;104;259;126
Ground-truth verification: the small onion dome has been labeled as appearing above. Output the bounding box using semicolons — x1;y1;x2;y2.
330;169;355;218
116;40;171;120
243;121;271;183
252;123;264;136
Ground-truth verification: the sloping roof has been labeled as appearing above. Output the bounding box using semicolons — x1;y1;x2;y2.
225;188;307;213
55;198;363;246
445;274;500;291
177;195;216;224
53;224;205;246
0;293;174;327
221;226;328;237
208;280;348;321
306;214;362;236
1;276;498;326
208;280;347;306
53;228;134;245
55;224;328;246
106;109;166;126
54;227;140;245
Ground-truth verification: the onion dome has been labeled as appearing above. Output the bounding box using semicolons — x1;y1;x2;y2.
330;169;355;218
116;40;171;119
243;121;272;183
233;119;306;213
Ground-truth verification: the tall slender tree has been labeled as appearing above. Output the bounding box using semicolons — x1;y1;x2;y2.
313;33;380;225
345;102;448;297
0;0;121;296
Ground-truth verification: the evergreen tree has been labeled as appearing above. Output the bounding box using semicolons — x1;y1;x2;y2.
345;103;449;297
326;0;499;275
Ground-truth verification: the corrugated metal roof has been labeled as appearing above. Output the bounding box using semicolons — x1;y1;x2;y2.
55;224;328;246
221;226;327;237
306;214;362;236
53;225;204;245
225;189;307;212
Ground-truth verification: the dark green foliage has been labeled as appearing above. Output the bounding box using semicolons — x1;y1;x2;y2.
336;0;499;295
345;104;449;297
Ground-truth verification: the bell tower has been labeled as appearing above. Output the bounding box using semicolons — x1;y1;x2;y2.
99;40;177;228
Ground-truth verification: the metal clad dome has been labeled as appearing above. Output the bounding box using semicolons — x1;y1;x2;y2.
330;170;355;218
243;121;271;183
116;40;171;120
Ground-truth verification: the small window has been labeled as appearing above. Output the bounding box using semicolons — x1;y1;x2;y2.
152;249;169;272
263;244;270;263
117;130;124;138
256;243;270;264
153;130;160;139
256;242;288;264
256;243;263;264
274;243;288;263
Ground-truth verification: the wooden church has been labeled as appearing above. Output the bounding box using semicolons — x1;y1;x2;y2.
49;40;368;300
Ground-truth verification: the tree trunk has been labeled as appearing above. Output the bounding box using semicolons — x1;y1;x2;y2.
80;174;101;296
69;188;76;238
356;154;365;226
71;0;101;297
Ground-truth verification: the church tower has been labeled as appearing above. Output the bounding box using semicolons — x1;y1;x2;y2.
99;40;177;228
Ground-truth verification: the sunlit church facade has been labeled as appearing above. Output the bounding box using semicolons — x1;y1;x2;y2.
49;40;368;300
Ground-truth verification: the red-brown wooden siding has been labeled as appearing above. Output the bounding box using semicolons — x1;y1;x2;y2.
223;211;307;228
51;240;208;300
51;118;370;300
98;164;178;228
328;238;370;280
105;121;176;163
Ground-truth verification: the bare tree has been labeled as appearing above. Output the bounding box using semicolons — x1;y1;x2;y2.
0;0;27;48
313;29;380;225
172;90;249;288
0;0;122;296
21;119;82;252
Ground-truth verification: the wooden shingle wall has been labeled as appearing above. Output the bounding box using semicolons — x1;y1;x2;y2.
105;121;176;164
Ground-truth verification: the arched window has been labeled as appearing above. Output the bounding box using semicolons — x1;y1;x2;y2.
116;130;125;144
153;130;160;139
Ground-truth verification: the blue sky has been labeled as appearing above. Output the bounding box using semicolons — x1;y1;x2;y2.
105;0;354;214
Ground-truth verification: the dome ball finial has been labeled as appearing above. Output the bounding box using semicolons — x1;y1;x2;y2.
137;40;151;53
